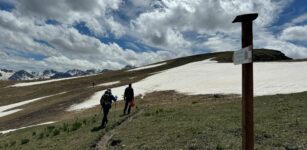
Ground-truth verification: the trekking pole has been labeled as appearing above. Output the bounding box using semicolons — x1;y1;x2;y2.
114;101;117;119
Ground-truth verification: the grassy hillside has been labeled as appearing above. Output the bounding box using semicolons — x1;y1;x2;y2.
0;49;304;149
212;49;292;63
108;91;307;149
0;104;121;150
0;91;306;149
161;49;291;65
0;49;297;130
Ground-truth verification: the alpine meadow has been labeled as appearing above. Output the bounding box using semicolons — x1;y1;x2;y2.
1;0;307;150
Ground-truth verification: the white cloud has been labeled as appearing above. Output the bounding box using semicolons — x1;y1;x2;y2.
105;17;126;38
130;0;291;53
280;25;307;42
1;0;307;72
130;0;152;7
44;56;98;70
264;40;307;59
201;34;239;52
14;0;125;37
291;13;307;24
15;0;118;22
0;9;172;71
255;29;307;59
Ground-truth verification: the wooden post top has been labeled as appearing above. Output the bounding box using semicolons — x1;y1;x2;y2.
232;13;258;23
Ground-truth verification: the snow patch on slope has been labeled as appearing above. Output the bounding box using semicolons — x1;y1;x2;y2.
128;62;167;71
0;92;66;117
96;81;120;87
0;121;55;134
68;59;307;111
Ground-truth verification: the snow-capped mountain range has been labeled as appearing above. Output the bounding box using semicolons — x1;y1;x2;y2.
0;69;107;81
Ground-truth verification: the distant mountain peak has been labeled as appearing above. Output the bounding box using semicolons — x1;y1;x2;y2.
66;69;86;76
122;65;136;70
1;68;110;81
9;70;35;81
51;72;72;79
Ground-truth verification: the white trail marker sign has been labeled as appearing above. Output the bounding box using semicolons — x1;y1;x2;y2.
233;45;252;65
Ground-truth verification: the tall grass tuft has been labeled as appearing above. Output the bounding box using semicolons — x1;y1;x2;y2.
71;121;82;131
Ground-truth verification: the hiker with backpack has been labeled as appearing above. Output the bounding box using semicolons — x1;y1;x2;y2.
100;89;117;128
123;83;134;115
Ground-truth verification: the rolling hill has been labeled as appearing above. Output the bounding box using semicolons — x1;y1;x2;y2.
0;49;306;150
0;49;300;129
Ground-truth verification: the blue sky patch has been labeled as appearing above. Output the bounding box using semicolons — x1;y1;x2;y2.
34;39;55;49
73;21;94;36
0;1;14;11
272;0;307;27
46;19;61;26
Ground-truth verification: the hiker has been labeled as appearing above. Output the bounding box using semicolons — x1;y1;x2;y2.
100;89;117;128
123;83;134;115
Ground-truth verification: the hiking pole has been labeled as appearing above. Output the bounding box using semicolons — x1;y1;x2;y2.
113;101;117;119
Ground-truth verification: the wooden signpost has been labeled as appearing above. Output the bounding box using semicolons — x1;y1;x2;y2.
232;13;258;150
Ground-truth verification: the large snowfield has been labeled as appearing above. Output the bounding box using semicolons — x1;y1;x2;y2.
68;59;307;111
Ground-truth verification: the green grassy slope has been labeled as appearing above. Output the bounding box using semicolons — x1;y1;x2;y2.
0;49;298;130
0;102;128;150
0;49;304;149
212;49;292;63
1;91;306;149
109;92;307;150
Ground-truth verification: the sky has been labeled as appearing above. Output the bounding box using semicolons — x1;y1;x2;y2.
0;0;306;72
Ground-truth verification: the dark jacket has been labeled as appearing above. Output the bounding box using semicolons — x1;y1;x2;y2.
124;87;134;101
100;91;117;106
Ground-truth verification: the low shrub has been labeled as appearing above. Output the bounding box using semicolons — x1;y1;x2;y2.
20;139;29;145
53;129;60;136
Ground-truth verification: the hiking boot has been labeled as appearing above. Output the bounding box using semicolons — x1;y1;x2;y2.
100;122;107;129
99;124;106;129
